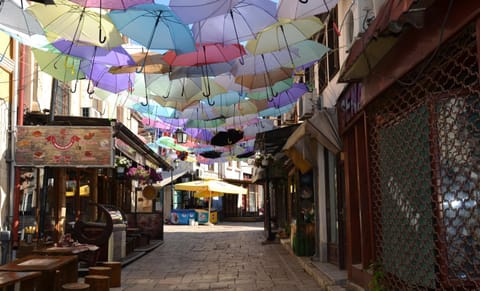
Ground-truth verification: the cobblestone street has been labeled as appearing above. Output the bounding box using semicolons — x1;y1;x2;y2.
119;222;322;290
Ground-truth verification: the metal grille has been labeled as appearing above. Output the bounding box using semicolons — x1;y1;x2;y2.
368;22;480;290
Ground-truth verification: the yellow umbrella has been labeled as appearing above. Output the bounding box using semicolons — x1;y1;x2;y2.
175;180;247;224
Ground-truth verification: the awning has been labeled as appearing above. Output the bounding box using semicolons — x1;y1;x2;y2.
283;109;342;154
155;170;189;187
339;0;426;82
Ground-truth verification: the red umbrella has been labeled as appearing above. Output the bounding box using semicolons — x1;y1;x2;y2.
163;43;246;67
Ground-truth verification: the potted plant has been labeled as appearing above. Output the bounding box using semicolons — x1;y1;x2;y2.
115;156;131;173
126;165;150;181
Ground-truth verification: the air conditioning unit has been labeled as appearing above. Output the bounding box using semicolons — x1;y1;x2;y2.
299;92;315;120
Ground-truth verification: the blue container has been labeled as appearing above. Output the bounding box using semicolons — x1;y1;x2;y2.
171;209;197;225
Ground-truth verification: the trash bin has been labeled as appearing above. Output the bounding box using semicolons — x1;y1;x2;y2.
195;209;209;224
210;210;218;224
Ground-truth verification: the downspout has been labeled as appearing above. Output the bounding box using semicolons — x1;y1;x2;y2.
8;41;22;258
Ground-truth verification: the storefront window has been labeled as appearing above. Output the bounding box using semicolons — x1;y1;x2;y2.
65;169;94;232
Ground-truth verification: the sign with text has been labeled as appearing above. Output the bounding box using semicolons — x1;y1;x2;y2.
15;126;113;167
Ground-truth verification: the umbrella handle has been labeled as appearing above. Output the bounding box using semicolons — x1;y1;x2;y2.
99;28;107;44
206;95;215;106
87;81;95;95
202;77;212;98
141;94;149;107
70;79;78;93
98;3;106;44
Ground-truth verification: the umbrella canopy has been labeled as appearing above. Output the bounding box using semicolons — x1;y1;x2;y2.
169;62;233;80
163;43;246;67
155;136;188;152
109;52;171;74
190;0;277;45
236;67;293;89
27;0;124;49
210;129;244;146
169;0;241;24
81;62;135;93
32;46;86;82
0;0;45;37
245;17;324;55
277;0;338;19
51;39;135;66
108;3;196;54
70;0;153;9
252;82;308;109
147;75;227;110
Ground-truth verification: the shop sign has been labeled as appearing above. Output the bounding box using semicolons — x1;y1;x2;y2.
15;126;113;167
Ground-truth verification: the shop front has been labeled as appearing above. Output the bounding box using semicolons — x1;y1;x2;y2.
13;113;170;262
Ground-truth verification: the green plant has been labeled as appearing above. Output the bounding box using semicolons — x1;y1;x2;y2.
368;262;386;291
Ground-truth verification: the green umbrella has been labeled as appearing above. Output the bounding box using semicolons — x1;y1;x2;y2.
32;45;85;82
156;136;188;152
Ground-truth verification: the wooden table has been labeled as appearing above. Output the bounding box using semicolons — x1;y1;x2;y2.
0;271;41;291
33;244;99;267
0;255;78;291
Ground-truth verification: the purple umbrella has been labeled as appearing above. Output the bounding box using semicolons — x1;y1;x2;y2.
267;82;308;108
190;0;277;44
52;39;135;66
81;62;135;94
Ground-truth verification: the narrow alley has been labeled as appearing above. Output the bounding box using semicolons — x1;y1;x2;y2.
118;222;322;290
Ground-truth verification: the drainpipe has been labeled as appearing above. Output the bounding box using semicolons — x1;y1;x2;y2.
6;41;22;261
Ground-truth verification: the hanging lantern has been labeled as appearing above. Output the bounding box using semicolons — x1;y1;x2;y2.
174;128;188;144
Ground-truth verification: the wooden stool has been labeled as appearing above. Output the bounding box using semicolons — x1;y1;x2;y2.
61;282;90;291
101;261;121;287
88;266;111;278
84;275;109;291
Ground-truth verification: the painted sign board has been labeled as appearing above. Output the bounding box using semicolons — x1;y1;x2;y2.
15;126;113;167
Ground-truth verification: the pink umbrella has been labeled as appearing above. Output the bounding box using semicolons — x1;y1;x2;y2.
163;43;246;67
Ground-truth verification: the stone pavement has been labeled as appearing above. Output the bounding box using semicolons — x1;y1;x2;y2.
108;221;325;290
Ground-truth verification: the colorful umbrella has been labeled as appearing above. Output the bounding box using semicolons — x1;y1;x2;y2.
169;0;241;24
252;82;308;110
130;100;177;118
0;0;44;38
27;0;124;49
211;129;244;146
108;3;196;66
70;0;153;9
277;0;338;19
190;0;277;45
147;75;227;110
51;39;134;66
235;67;293;90
245;17;324;63
109;52;171;74
155;136;188;152
163;43;246;67
169;62;233;80
81;62;135;93
32;46;86;82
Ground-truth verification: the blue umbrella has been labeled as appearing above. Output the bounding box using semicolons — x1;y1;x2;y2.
130;101;178;118
108;3;195;73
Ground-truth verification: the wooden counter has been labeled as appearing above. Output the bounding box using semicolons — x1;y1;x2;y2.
0;271;41;291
